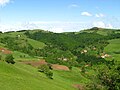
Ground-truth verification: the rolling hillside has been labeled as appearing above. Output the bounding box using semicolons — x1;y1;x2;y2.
0;28;120;90
0;61;90;90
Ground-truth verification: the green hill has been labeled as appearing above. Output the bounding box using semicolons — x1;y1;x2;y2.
0;28;120;90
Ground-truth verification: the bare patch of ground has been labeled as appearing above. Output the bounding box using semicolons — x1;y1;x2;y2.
21;60;47;67
73;84;84;90
21;60;70;71
52;64;69;71
0;48;12;54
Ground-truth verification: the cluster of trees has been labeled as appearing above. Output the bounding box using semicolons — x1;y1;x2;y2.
24;30;110;66
44;48;78;69
25;31;107;51
98;65;120;90
25;30;120;62
86;61;120;90
76;53;106;66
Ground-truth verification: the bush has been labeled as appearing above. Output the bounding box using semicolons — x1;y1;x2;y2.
38;64;53;79
45;70;53;79
47;63;53;70
5;54;15;64
38;64;49;72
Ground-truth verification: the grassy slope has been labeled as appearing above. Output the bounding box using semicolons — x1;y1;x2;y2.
0;32;46;61
11;32;45;49
0;61;90;90
0;45;39;61
104;39;120;61
27;38;45;49
0;32;45;49
12;51;40;61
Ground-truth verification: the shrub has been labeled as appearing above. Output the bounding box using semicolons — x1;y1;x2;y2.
45;70;53;79
47;63;53;70
38;64;49;72
5;54;15;64
38;64;53;79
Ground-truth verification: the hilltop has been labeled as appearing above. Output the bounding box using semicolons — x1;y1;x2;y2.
0;27;120;90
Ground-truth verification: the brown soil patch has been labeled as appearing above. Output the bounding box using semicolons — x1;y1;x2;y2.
52;64;69;71
21;60;47;67
0;48;12;54
73;84;84;90
21;60;70;71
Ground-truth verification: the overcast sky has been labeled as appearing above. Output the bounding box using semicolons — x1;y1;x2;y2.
0;0;120;32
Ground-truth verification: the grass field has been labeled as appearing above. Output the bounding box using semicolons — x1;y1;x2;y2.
0;61;90;90
27;38;45;49
0;32;45;61
104;39;120;61
12;51;41;61
0;32;46;49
